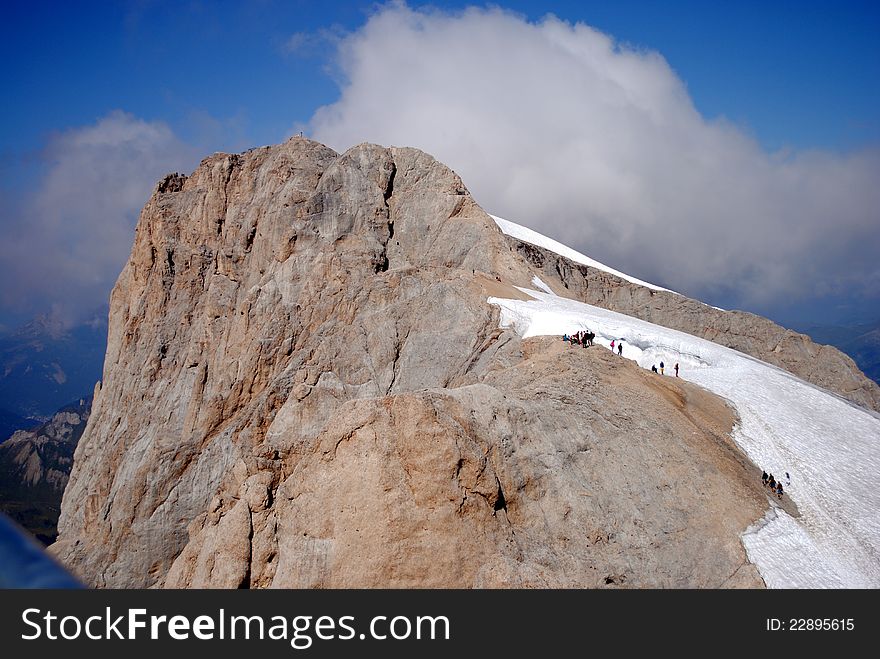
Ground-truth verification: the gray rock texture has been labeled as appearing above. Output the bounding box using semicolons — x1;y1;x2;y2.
53;138;856;588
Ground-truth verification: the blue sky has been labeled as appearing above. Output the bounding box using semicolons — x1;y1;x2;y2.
1;1;879;329
3;1;878;154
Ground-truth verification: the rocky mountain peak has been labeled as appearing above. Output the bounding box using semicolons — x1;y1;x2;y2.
51;138;877;588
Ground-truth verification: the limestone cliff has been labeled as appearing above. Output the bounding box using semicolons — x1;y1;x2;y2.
53;138;860;588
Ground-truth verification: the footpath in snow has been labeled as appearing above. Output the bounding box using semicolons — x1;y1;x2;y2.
488;217;880;588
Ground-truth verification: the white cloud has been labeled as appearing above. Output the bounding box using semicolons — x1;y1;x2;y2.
0;111;199;323
308;3;880;312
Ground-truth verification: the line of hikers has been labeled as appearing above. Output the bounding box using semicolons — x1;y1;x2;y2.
562;330;596;348
650;361;679;376
564;330;596;348
563;332;684;375
761;470;789;499
563;331;626;356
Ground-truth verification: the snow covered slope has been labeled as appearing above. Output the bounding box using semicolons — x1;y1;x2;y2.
492;214;674;293
488;227;880;588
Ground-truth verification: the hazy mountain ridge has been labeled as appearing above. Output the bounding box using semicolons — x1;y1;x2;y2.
0;408;37;443
0;396;91;544
0;313;106;420
798;320;880;386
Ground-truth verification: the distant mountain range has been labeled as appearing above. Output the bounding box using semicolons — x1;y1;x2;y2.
0;408;37;444
797;319;880;386
0;312;106;425
0;397;90;544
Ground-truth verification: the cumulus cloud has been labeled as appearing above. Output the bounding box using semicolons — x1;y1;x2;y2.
0;111;199;323
308;3;880;313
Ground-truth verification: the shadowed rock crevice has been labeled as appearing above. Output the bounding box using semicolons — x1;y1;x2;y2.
493;479;507;514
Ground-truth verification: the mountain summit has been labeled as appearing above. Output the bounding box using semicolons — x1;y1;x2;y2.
52;137;880;588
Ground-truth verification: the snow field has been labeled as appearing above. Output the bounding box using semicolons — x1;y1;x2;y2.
490;217;880;588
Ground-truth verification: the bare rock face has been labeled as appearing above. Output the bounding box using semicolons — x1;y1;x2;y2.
52;137;855;588
511;240;880;412
54;138;518;587
163;341;764;588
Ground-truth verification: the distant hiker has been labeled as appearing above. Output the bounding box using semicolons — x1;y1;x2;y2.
563;334;570;342
785;472;790;485
768;474;776;489
762;471;768;485
674;363;679;377
651;365;658;373
617;342;623;356
585;331;595;347
611;340;615;352
659;361;665;375
776;482;784;499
